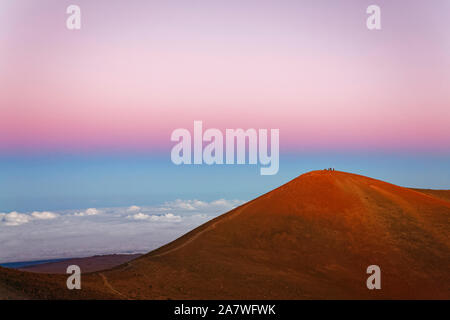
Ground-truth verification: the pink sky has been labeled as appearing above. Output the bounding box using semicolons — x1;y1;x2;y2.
1;0;449;154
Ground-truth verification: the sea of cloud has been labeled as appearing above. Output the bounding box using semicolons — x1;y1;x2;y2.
0;199;244;263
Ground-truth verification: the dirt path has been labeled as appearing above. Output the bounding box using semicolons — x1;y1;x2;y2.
99;273;129;299
150;205;245;258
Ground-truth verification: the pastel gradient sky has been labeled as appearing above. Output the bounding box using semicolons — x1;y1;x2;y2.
1;0;450;212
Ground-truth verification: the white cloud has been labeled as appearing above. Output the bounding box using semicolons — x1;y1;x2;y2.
127;205;141;212
74;208;100;216
210;199;243;207
164;199;206;210
164;199;243;211
192;213;208;219
31;211;59;220
0;212;32;226
128;212;149;220
154;213;182;222
0;211;59;226
86;208;100;215
128;212;182;222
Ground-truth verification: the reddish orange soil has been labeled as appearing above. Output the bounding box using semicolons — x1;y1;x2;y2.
1;171;449;299
412;188;450;202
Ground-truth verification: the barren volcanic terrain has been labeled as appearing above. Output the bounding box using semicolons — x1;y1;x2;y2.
1;171;449;299
19;254;142;274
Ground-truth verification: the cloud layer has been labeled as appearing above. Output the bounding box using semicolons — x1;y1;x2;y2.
0;199;244;263
0;211;59;226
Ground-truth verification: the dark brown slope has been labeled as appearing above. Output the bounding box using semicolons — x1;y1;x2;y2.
19;254;142;274
1;171;449;299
